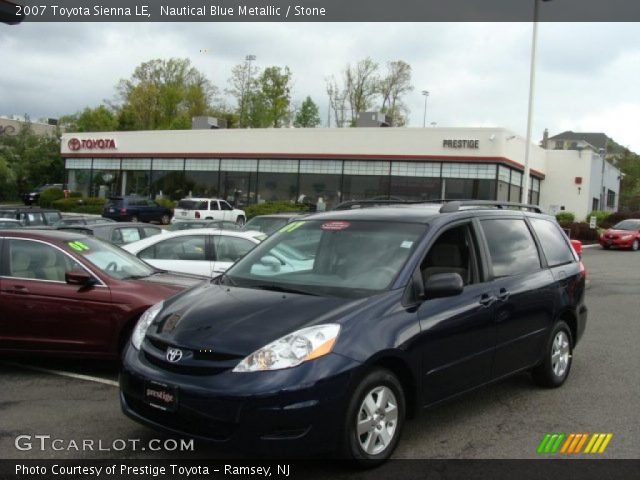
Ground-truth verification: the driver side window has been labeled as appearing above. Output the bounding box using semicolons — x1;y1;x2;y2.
420;224;479;287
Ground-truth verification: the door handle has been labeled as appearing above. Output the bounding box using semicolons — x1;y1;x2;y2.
479;294;495;307
8;285;30;295
497;288;510;302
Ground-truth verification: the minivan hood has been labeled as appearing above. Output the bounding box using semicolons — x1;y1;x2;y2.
149;283;367;356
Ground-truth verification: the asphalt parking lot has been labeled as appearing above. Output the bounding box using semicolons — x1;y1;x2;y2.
1;246;638;460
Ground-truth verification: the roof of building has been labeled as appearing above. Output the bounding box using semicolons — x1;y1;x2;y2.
548;131;609;150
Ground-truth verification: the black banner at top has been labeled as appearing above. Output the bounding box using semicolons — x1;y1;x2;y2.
2;0;640;23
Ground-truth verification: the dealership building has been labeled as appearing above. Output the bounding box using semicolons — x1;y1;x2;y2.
61;126;621;219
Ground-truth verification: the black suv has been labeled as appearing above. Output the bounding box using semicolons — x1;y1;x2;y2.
120;201;587;462
102;196;172;224
0;207;62;226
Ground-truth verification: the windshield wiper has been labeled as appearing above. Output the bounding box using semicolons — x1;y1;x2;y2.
251;284;319;296
215;271;237;286
122;274;151;280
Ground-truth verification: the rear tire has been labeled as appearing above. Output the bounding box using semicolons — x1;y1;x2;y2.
340;368;405;465
532;321;573;388
236;216;245;226
631;239;639;251
602;245;610;250
130;215;139;223
161;214;170;225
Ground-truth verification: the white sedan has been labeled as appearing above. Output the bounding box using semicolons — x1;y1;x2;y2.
122;228;266;277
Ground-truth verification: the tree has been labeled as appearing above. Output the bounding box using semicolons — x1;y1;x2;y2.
116;58;218;130
60;105;118;132
226;60;260;128
294;96;321;128
378;60;414;126
257;66;292;128
345;57;379;125
326;75;349;128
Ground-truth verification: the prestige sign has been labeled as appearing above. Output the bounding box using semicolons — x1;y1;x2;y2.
443;139;479;149
67;138;117;151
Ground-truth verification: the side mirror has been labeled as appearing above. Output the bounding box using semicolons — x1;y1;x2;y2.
424;272;464;299
65;271;95;286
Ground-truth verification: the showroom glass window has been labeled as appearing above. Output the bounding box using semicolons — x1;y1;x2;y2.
530;218;575;267
443;164;496;200
220;159;257;208
341;161;390;201
91;158;122;198
257;159;299;203
480;219;540;277
390;162;442;201
151;159;186;200
185;159;220;197
298;160;342;210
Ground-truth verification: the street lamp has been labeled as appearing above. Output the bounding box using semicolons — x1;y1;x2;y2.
240;54;256;128
521;0;552;204
421;90;429;128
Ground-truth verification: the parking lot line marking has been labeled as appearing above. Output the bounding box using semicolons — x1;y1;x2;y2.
1;362;119;387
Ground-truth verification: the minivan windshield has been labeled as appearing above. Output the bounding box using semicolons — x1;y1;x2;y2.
66;237;156;280
224;220;425;298
612;219;640;231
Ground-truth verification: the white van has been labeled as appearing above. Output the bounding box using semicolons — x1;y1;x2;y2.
173;198;246;225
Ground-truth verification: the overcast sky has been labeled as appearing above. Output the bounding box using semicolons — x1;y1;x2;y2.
1;22;639;151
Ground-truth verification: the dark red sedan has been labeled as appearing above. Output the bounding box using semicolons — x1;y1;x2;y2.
0;230;206;359
599;219;640;251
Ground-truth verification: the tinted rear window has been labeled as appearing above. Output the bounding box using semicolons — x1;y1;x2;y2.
481;219;541;277
177;200;208;210
530;218;575;267
106;198;123;207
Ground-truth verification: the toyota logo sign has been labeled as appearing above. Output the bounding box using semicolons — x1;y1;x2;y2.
67;138;82;151
165;347;183;363
67;138;116;151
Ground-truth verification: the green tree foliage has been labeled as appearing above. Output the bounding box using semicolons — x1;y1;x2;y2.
116;58;218;130
226;60;260;128
245;66;293;128
616;148;640;210
0;121;63;199
378;60;414;126
294;96;321;128
59;105;118;132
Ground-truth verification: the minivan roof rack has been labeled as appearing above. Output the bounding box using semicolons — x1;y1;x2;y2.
438;201;543;214
332;199;412;210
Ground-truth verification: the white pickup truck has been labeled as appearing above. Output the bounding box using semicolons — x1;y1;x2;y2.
172;198;246;225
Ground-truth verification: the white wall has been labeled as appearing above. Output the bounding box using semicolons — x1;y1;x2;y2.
541;150;592;220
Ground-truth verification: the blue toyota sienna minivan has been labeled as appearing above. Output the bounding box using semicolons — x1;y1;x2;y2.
119;201;587;463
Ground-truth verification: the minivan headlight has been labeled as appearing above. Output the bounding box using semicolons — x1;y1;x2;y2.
131;301;164;350
233;324;341;372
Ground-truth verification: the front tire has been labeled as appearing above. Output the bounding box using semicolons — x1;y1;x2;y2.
161;214;171;225
130;215;139;223
341;368;405;465
631;239;639;251
236;216;245;226
532;321;573;388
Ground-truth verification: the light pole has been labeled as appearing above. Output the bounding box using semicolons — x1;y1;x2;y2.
421;90;429;128
521;0;552;204
240;54;256;128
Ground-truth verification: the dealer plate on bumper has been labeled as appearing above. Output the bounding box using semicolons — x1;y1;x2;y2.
144;381;178;412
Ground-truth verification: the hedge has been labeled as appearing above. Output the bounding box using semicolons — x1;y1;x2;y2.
585;210;611;227
555;211;575;225
564;222;600;242
38;187;65;208
601;211;640;229
53;197;107;215
244;202;310;220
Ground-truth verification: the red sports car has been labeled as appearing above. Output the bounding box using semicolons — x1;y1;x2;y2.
0;230;206;359
599;219;640;251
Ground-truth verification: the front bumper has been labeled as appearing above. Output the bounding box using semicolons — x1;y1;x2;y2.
599;237;634;248
119;344;361;456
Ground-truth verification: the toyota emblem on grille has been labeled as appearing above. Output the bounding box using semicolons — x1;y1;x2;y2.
166;347;183;363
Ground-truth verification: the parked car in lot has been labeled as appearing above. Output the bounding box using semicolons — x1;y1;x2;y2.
172;198;246;225
57;222;162;246
0;230;206;359
22;183;64;205
53;216;116;227
0;219;23;229
165;219;243;232
102;196;172;224
243;212;307;235
120;201;587;462
599;219;640;250
123;229;266;277
0;207;62;227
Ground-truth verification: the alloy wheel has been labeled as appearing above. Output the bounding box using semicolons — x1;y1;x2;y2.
551;331;570;378
356;386;399;456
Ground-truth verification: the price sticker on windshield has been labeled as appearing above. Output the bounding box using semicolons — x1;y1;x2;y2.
279;221;305;233
321;221;351;231
68;241;90;251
